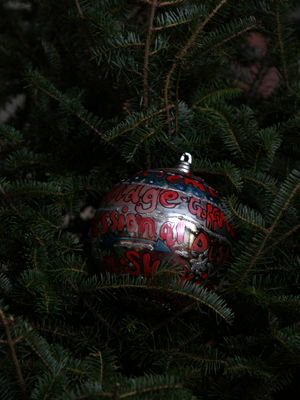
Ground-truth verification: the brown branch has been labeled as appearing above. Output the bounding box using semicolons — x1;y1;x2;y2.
263;223;300;255
193;87;242;108
74;0;84;19
143;0;157;110
164;0;228;133
275;2;289;87
105;105;175;142
153;18;193;31
0;308;27;399
227;178;300;291
227;197;268;232
28;75;104;138
175;60;182;135
198;106;242;154
0;186;46;248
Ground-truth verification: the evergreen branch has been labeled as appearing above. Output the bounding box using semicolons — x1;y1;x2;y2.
68;281;123;338
164;0;227;131
275;2;289;88
90;42;144;60
271;174;300;227
118;384;182;399
135;302;197;340
269;320;300;362
199;107;243;155
263;222;300;255
153;18;193;31
242;175;267;189
227;172;300;290
89;351;104;383
0;308;27;399
75;0;84;19
160;0;185;6
193;88;242;108
127;119;173;162
171;350;228;366
27;74;104;137
196;21;257;60
0;185;46;248
227;197;268;232
143;0;157;110
105;106;174;142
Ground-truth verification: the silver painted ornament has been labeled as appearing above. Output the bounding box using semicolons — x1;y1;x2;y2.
91;153;234;285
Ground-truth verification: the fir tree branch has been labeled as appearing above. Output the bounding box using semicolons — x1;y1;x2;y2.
194;22;257;60
227;197;268;232
263;222;300;255
68;281;123;338
199;106;243;155
0;185;46;248
27;74;104;138
193;88;242;108
127;118;174;162
0;308;27;399
143;0;157;110
135;302;196;340
119;384;182;399
175;60;181;135
153;18;193;31
75;0;84;19
227;176;300;290
164;0;228;133
160;0;185;6
105;106;174;142
275;2;289;88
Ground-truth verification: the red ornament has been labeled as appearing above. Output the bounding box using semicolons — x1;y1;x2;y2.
91;154;234;285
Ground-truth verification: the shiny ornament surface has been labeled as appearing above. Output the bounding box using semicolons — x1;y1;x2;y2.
91;154;234;285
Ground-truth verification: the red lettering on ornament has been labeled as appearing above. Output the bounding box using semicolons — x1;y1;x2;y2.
135;188;160;213
124;251;141;276
117;213;125;232
191;232;209;253
176;221;185;244
126;213;137;232
115;184;128;201
160;190;180;208
136;215;156;238
123;185;143;204
110;211;118;232
216;245;224;264
208;187;219;197
206;204;219;231
166;175;181;183
160;222;175;247
179;267;195;284
143;253;160;278
101;212;109;234
188;197;205;220
104;257;120;275
105;183;123;204
184;177;206;192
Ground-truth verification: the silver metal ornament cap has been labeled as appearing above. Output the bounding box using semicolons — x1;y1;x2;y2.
177;152;192;173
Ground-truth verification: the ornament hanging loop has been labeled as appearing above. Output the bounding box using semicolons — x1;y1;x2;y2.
177;152;192;173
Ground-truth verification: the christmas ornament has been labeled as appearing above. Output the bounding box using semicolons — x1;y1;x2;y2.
91;153;234;285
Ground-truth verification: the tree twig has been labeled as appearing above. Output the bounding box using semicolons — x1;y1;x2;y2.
143;0;157;110
164;0;228;133
0;308;27;399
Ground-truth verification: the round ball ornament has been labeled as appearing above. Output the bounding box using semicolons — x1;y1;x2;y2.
91;153;235;286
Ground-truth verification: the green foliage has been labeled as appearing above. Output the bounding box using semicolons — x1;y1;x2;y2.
0;0;300;399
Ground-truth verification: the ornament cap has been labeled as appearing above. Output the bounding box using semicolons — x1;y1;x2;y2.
177;152;192;173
